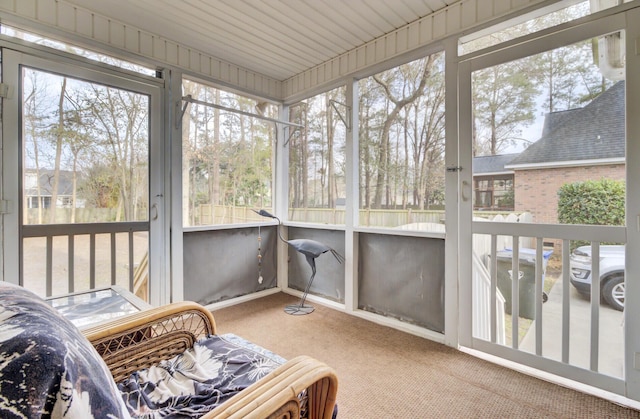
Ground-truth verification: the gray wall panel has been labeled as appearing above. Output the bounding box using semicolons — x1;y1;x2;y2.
287;227;345;303
183;227;277;305
358;233;444;332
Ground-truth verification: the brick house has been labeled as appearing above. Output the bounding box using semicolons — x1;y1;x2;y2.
473;81;625;223
503;81;625;224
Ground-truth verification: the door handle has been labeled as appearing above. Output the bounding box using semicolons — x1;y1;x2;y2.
151;203;158;221
462;181;470;202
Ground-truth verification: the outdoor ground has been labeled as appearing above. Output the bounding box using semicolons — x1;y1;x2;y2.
22;232;148;298
519;263;624;378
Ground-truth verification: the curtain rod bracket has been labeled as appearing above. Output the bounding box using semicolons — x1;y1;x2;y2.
176;97;190;129
284;125;303;147
330;99;351;130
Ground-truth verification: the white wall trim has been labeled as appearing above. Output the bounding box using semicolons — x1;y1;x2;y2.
282;288;447;344
506;157;625;170
474;170;514;176
205;287;282;312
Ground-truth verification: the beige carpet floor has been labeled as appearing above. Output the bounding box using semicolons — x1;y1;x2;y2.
212;292;640;418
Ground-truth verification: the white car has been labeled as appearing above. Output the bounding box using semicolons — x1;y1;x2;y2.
569;245;624;311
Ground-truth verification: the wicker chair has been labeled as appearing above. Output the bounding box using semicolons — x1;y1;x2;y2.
83;301;338;419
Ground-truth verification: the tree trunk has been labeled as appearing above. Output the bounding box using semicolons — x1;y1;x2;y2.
50;77;67;223
71;157;77;223
362;105;371;209
212;89;221;205
326;93;335;208
403;114;409;209
302;107;309;208
372;56;434;208
373;100;393;208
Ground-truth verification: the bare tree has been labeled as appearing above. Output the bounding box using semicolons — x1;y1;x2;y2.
83;85;149;221
371;55;436;208
22;71;46;224
472;63;537;156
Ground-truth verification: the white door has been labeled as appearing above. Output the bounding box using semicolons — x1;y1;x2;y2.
1;48;167;306
459;8;640;401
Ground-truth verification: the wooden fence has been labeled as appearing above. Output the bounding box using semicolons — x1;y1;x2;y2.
25;208;119;224
196;205;514;227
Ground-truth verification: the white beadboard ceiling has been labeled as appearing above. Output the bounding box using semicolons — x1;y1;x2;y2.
63;0;456;81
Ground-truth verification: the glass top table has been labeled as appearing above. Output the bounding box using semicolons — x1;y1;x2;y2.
46;286;152;329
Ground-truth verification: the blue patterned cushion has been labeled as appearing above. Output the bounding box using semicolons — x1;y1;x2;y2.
118;333;286;418
0;282;131;418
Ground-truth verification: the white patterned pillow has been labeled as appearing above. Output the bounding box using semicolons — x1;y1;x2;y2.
118;333;286;418
0;282;131;418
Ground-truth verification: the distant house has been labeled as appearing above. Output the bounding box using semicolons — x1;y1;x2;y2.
24;169;85;209
505;81;625;224
472;81;624;219
472;154;518;211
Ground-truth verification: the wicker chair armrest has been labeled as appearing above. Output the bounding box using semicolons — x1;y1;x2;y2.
207;355;338;419
83;301;217;381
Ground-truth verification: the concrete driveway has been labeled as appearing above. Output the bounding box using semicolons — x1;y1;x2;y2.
520;275;624;378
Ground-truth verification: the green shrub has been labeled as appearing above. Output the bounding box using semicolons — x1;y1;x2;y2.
557;179;625;226
557;179;624;249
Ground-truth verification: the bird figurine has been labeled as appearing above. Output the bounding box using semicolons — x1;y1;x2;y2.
253;209;344;315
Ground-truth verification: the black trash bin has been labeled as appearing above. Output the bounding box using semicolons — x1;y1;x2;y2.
496;248;552;320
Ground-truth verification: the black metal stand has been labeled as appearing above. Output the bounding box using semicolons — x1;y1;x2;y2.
284;304;314;315
284;270;316;315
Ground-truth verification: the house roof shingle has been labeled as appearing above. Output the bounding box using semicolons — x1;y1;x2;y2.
473;153;518;174
24;169;76;197
507;81;625;167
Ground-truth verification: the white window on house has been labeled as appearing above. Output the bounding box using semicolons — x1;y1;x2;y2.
474;177;514;211
59;197;73;208
31;197;52;209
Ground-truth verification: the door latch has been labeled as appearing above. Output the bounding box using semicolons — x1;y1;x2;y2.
0;200;12;214
0;83;12;99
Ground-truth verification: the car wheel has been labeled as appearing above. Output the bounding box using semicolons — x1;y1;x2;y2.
602;274;624;311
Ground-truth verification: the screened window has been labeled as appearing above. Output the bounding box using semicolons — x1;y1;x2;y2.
459;2;591;55
22;67;150;225
288;86;347;224
182;79;276;226
358;52;446;231
471;35;624;226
